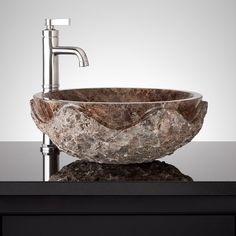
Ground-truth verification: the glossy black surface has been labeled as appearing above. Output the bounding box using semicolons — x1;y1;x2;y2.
0;142;235;181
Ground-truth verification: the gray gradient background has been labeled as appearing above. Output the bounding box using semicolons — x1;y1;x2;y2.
0;0;236;141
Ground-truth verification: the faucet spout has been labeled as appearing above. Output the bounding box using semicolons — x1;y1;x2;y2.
53;46;89;67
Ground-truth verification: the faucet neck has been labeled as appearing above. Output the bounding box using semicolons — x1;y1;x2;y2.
42;28;60;93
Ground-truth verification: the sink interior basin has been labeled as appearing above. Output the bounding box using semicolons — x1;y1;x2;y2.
42;87;200;103
31;88;207;164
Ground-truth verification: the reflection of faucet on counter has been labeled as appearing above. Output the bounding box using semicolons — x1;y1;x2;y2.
41;18;89;181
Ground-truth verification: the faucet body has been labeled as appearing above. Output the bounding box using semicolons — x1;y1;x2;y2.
41;18;89;181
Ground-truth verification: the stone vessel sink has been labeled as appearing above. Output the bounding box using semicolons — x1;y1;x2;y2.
31;88;207;164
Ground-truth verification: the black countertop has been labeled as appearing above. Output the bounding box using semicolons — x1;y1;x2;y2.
0;144;236;236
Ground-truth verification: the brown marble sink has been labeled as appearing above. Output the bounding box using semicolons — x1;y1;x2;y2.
30;88;207;164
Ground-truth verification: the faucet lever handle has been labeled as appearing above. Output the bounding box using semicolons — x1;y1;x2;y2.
45;18;71;29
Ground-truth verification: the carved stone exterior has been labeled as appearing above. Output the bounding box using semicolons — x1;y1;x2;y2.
31;88;207;164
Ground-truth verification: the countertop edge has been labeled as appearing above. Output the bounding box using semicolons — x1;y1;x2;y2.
0;182;236;196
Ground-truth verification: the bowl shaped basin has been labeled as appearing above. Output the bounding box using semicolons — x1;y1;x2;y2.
31;88;207;164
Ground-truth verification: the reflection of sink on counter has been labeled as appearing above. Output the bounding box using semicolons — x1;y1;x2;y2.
49;160;193;182
31;88;207;164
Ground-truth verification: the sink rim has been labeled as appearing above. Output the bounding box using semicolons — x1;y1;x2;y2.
33;87;202;104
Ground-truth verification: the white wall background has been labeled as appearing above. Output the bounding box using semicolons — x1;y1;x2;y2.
0;0;235;141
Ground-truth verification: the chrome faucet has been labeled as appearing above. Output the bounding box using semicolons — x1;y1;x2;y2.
41;18;89;181
42;18;89;93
